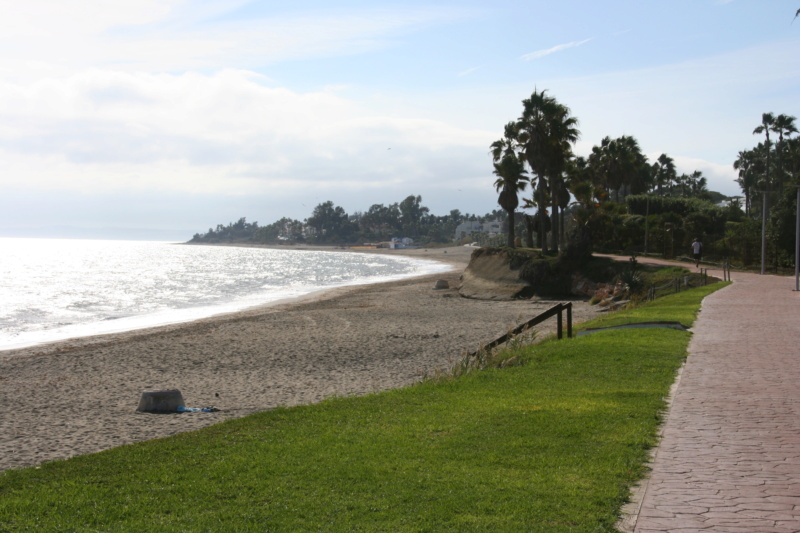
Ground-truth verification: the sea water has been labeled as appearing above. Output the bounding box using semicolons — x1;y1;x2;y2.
0;238;450;351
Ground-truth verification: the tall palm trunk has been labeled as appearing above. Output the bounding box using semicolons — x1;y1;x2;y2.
524;214;535;248
537;180;549;252
550;177;559;252
504;205;515;248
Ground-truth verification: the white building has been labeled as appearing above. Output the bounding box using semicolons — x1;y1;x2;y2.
454;220;502;241
388;237;415;249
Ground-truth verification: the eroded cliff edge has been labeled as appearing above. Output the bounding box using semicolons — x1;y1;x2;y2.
458;247;616;301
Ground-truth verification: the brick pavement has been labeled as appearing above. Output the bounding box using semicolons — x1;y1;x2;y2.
624;268;800;532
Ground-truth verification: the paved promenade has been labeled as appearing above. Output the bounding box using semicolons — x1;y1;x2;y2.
627;268;800;532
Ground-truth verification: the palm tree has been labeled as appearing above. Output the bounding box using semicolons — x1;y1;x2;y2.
518;90;556;252
491;122;528;248
587;135;648;202
734;149;757;215
556;179;572;245
687;170;709;198
587;139;614;199
490;121;522;162
566;156;597;209
754;113;776;275
493;153;528;248
652;154;677;196
753;112;776;190
771;114;798;189
621;136;652;196
544;105;580;252
673;173;688;197
517;89;580;252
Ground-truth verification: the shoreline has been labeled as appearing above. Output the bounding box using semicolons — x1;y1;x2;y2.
0;244;456;354
0;245;602;472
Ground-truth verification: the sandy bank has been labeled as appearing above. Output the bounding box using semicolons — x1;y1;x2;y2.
0;245;602;472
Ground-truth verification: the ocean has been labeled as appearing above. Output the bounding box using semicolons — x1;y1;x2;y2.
0;238;450;351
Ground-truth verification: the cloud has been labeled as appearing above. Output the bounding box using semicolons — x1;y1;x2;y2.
0;3;470;80
458;67;480;77
0;0;177;37
0;68;493;199
521;38;592;61
658;155;740;197
0;2;495;231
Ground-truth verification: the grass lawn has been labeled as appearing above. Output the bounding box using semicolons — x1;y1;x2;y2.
0;283;727;532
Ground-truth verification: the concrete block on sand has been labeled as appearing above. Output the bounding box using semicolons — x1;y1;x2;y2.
137;389;185;413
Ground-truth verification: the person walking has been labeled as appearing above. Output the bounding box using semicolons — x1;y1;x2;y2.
691;237;703;267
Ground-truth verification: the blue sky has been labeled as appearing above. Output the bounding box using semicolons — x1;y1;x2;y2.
0;0;797;240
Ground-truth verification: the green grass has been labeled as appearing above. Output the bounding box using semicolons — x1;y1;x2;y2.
0;283;727;532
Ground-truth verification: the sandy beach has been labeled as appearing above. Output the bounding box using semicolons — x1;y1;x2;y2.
0;245;602;473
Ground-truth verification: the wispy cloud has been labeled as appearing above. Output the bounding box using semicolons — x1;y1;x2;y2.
0;68;492;197
521;38;592;61
0;3;471;79
458;67;480;77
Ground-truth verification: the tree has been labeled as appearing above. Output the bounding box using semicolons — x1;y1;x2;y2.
544;103;580;251
360;203;401;238
255;217;305;243
687;171;709;199
517;89;580;252
566;156;596;209
490;121;522;162
588;135;649;202
753;113;777;274
398;195;429;235
652;154;677;196
306;201;351;242
493;153;528;247
491;122;528;248
771;114;798;189
734;149;758;215
753;112;776;191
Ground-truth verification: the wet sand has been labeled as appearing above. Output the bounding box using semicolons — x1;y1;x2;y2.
0;245;602;472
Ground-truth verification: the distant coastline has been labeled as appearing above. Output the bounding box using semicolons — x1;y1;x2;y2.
183;240;478;269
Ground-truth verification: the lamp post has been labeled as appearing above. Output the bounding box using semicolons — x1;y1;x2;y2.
795;185;799;291
644;194;649;255
753;189;770;275
761;189;767;275
728;196;743;263
664;222;673;259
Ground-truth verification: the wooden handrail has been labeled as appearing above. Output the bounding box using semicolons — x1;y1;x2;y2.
470;302;572;356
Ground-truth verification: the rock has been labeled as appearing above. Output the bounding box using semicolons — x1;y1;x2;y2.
570;274;598;297
433;279;450;290
137;389;185;413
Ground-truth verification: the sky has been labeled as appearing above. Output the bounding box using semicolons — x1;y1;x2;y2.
0;0;798;240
